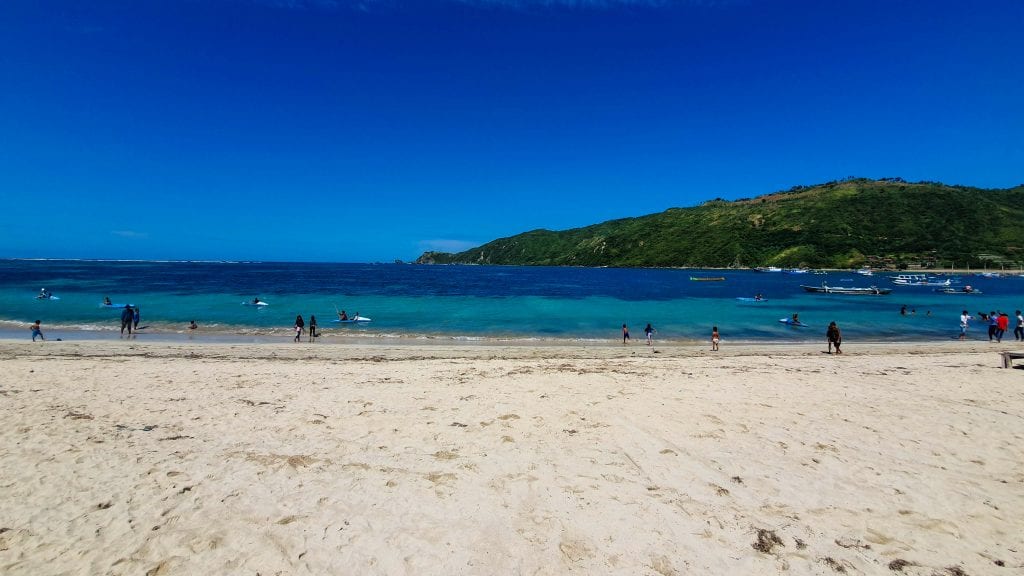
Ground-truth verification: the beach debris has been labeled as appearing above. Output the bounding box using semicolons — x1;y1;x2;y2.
158;435;192;441
450;422;468;427
752;529;784;554
794;538;807;549
731;475;744;484
96;501;112;510
562;429;578;435
944;567;969;576
64;411;93;420
887;559;914;571
835;537;871;550
820;557;847;573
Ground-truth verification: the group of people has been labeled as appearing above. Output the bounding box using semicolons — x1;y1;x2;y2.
621;323;659;346
294;314;319;342
965;310;1022;342
621;319;841;354
959;309;1023;342
37;288;54;300
119;304;141;336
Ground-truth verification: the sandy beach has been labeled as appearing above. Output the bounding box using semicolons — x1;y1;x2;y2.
1;339;1021;575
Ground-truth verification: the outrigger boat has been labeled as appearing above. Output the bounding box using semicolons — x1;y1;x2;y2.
890;274;951;287
801;283;891;295
936;286;982;295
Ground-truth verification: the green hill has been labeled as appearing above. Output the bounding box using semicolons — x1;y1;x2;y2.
416;178;1024;269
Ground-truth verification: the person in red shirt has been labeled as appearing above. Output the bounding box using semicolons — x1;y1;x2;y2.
996;312;1010;343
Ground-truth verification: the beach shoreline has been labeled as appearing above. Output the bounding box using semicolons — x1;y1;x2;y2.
2;340;1022;575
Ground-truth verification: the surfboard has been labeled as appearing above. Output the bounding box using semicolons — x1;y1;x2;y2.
779;318;807;327
332;316;372;323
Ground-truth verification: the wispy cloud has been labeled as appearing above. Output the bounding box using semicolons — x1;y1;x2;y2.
111;230;149;239
417;239;480;253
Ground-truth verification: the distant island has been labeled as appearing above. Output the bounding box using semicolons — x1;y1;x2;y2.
417;178;1024;269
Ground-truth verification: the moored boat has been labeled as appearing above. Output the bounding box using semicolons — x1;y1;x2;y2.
690;276;726;281
890;274;951;287
801;283;891;295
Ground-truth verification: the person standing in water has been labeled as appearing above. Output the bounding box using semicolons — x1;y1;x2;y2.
120;304;134;336
959;310;971;340
133;307;141;330
294;315;304;342
711;326;720;351
1015;310;1024;342
622;324;630;344
309;315;318;342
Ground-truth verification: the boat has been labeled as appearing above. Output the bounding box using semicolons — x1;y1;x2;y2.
736;296;767;302
801;283;891;295
332;316;372;323
783;268;810;274
855;267;874;276
690;276;725;281
36;294;60;300
936;286;983;295
242;300;269;306
890;274;951;287
753;266;783;273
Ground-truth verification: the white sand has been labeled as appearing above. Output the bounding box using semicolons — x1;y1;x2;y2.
1;340;1022;575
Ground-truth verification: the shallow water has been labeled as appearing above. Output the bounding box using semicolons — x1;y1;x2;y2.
2;260;1020;342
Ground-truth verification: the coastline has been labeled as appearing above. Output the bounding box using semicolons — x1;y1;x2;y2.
2;340;1022;574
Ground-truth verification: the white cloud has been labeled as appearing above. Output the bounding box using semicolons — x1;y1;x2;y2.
111;230;149;239
417;239;480;253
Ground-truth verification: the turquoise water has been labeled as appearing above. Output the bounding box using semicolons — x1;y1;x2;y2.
1;260;1021;342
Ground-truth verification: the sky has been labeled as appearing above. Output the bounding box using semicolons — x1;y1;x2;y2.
1;0;1022;262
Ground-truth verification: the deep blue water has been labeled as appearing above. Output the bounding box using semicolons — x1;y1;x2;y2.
1;260;1021;342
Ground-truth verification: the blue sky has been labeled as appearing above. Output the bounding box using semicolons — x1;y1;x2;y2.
1;0;1021;262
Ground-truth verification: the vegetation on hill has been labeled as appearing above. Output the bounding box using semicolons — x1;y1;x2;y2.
416;178;1024;269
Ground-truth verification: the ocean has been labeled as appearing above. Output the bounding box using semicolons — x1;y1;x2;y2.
1;260;1021;343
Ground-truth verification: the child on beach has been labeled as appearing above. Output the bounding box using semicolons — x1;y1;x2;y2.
622;324;630;344
644;323;656;346
294;315;304;342
30;320;44;342
826;321;842;354
711;326;719;351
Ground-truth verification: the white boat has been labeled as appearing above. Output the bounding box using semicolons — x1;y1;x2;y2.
890;274;951;287
801;283;891;295
783;268;810;274
855;267;873;276
753;266;783;273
